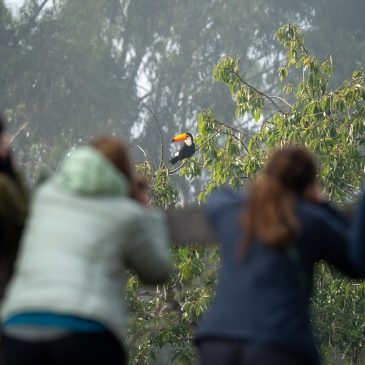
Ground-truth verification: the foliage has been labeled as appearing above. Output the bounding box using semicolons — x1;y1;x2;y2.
127;157;217;364
2;0;365;362
126;24;365;364
313;266;365;365
2;0;365;174
195;24;365;202
182;24;365;364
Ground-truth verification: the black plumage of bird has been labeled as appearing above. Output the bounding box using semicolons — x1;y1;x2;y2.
169;133;195;165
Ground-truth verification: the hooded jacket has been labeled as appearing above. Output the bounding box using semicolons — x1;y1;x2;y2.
1;146;171;341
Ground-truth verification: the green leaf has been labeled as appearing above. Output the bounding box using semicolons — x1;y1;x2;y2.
252;108;261;122
278;66;288;81
248;138;254;155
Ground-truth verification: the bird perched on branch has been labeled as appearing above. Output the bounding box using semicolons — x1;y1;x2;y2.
169;133;195;165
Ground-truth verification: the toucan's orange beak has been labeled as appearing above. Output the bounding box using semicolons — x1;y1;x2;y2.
171;133;188;142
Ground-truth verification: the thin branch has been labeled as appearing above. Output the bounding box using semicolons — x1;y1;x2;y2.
196;131;220;151
137;91;152;102
230;69;286;114
19;0;50;36
32;0;50;21
260;111;279;134
168;159;188;175
297;38;309;56
219;130;249;154
285;24;309;56
142;103;164;168
267;95;293;109
262;111;278;125
215;121;252;138
9;122;28;146
222;175;250;186
262;81;281;97
129;144;147;159
136;83;151;93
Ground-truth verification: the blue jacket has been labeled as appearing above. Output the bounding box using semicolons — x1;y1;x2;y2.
196;188;361;365
351;194;365;274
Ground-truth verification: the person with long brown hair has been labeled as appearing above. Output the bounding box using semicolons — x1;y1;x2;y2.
1;136;171;365
195;145;363;365
0;114;28;365
0;113;28;301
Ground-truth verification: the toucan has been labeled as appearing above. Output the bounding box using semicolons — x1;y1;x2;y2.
169;133;195;165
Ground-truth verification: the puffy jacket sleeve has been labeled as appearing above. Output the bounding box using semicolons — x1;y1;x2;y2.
124;208;172;284
350;195;365;275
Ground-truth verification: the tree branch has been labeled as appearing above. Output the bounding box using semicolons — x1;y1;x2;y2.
230;69;286;114
196;131;220;151
9;122;28;146
168;159;188;175
219;130;249;154
215;121;252;138
297;38;309;56
129;144;147;159
19;0;50;37
267;95;293;109
32;0;50;21
142;103;164;168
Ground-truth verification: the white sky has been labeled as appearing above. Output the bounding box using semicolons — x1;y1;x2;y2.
5;0;24;7
5;0;25;12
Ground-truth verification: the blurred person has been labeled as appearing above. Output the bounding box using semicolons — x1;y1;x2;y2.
1;136;171;365
195;145;363;365
0;114;28;365
350;192;365;275
0;114;28;300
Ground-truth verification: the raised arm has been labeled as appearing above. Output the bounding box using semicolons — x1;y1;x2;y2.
311;203;363;278
350;195;365;275
124;208;172;284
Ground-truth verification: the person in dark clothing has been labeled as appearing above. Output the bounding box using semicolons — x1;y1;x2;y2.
351;193;365;275
0;115;28;299
195;145;363;365
0;113;28;300
0;114;28;365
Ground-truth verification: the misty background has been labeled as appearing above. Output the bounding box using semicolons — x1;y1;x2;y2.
1;0;364;195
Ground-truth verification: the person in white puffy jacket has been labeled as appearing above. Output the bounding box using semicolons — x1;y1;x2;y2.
1;136;171;365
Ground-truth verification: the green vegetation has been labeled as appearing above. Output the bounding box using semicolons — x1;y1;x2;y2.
127;24;365;364
1;1;365;363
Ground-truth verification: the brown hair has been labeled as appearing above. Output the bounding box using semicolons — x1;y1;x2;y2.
240;145;317;255
90;136;134;182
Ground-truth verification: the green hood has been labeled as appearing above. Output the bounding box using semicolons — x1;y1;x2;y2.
59;146;131;195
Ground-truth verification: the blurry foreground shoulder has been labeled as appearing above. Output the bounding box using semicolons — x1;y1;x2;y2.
297;200;348;230
204;186;246;224
350;194;365;274
0;173;28;221
122;203;171;285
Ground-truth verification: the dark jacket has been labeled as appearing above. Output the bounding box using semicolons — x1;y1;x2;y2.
351;194;365;274
196;188;362;365
0;171;28;301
